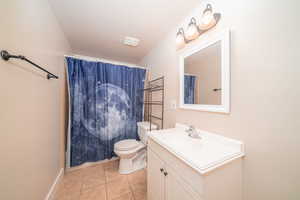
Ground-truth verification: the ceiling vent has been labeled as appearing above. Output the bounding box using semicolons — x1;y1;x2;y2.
123;36;140;47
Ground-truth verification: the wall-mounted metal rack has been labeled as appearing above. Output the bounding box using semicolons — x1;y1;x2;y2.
143;76;164;131
0;50;59;79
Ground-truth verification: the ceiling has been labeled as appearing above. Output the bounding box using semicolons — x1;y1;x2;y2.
48;0;199;64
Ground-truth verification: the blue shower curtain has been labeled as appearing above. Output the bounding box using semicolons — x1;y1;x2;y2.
66;57;146;167
184;75;196;104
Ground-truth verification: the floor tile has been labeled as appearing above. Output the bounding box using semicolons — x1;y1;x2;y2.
111;192;134;200
129;170;146;193
55;186;80;200
82;174;106;191
127;169;146;186
106;178;131;200
82;164;105;178
79;185;106;200
131;183;147;196
132;189;146;200
54;160;147;200
103;160;119;170
105;166;127;183
64;169;83;180
61;178;82;193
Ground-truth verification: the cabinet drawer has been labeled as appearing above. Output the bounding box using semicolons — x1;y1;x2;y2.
148;138;204;196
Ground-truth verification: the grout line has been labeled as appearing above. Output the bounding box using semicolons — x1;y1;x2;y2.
105;183;108;200
127;176;136;200
104;166;109;200
78;173;83;198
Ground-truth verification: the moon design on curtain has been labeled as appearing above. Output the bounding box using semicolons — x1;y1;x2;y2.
81;83;131;140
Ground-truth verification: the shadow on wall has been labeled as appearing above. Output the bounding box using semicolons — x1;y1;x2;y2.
4;60;46;79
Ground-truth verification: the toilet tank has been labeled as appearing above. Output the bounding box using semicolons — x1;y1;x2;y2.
137;122;157;145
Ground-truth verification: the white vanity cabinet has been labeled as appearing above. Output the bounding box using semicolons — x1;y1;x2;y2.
147;125;244;200
147;149;165;200
148;148;200;200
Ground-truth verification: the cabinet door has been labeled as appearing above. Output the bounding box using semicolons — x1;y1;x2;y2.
165;167;202;200
147;149;165;200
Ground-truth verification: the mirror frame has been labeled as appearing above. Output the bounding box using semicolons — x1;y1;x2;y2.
179;29;230;113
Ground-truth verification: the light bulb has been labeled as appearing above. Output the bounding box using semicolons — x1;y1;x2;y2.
176;28;186;50
199;4;216;30
186;18;200;41
202;11;213;25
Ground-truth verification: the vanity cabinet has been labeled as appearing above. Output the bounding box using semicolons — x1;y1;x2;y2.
148;148;199;200
147;149;165;200
147;133;243;200
165;163;200;200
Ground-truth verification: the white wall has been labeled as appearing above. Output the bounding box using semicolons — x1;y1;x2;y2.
140;0;300;199
0;0;71;199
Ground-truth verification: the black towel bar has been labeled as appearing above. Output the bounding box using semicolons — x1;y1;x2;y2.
1;50;59;79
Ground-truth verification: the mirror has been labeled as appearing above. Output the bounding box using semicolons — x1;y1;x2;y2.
179;30;230;113
184;41;221;105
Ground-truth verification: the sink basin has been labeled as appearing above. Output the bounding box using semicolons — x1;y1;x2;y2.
148;123;245;174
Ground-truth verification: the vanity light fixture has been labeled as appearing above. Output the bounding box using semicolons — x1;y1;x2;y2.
186;17;201;41
175;4;221;50
176;28;186;50
199;4;217;30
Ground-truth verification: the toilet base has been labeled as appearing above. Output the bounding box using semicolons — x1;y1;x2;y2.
118;149;146;174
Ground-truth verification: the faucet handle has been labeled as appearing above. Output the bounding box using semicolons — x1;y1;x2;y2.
186;125;195;134
186;126;202;139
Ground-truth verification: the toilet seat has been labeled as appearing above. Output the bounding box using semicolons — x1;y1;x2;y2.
114;143;145;156
115;139;140;151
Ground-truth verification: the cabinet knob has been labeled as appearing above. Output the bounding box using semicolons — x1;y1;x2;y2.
164;171;168;176
160;168;164;172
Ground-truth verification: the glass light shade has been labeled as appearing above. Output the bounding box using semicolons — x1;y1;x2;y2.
186;18;200;41
199;4;216;30
176;29;186;50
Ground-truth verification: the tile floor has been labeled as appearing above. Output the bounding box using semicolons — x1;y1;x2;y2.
55;160;147;200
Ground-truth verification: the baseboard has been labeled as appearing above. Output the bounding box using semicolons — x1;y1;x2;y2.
44;168;64;200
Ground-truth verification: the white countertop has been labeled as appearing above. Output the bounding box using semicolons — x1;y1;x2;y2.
148;124;245;174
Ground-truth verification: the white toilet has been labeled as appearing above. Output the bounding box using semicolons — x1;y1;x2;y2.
114;122;157;174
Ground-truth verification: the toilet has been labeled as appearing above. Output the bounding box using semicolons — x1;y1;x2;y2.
114;122;157;174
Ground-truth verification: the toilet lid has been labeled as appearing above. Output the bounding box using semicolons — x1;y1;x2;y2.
115;139;140;151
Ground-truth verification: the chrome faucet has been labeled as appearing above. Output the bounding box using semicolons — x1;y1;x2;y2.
186;125;202;139
186;125;196;135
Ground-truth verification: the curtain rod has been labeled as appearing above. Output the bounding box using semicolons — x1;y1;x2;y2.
1;50;59;79
64;54;147;70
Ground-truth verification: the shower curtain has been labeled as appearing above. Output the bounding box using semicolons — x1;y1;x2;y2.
66;57;146;167
184;75;196;104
